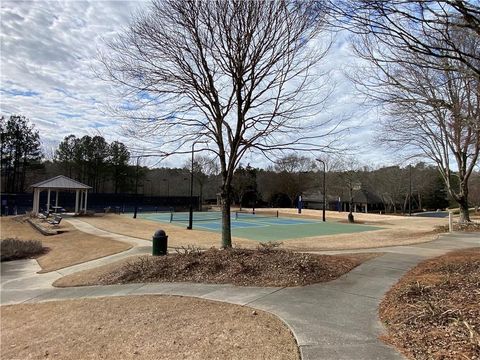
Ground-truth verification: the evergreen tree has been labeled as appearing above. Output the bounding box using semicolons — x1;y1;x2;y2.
0;115;42;193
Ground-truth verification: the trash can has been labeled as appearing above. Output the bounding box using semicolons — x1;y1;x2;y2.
152;229;168;256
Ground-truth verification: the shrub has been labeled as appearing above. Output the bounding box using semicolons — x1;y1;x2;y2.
0;238;43;261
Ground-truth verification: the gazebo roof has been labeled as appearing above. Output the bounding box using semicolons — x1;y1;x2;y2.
31;175;91;190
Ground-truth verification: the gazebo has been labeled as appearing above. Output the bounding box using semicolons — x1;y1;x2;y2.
30;175;91;216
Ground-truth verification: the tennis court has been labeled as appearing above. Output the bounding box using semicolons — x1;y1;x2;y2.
139;210;383;242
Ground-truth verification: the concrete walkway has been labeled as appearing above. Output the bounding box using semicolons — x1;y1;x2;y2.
1;223;479;359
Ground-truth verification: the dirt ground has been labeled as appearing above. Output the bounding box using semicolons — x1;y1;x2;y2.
79;213;259;248
1;295;299;360
53;249;379;288
79;209;447;251
0;216;131;272
380;248;480;359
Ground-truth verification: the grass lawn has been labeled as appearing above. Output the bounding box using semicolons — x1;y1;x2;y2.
0;216;131;272
380;248;480;359
1;295;299;360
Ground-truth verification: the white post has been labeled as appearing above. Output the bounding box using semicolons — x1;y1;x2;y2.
75;190;79;214
47;189;51;213
32;189;36;215
449;212;453;233
84;190;88;213
33;189;38;215
80;191;84;213
55;191;59;212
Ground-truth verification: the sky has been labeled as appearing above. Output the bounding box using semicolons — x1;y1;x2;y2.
0;0;403;169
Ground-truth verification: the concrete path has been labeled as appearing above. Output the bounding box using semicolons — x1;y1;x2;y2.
67;218;153;247
1;225;479;359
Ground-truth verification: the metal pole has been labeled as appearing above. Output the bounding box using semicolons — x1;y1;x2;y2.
316;159;326;222
187;142;195;230
408;165;412;216
133;157;140;219
323;162;326;222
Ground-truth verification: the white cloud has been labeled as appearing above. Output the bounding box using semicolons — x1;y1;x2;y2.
0;1;399;169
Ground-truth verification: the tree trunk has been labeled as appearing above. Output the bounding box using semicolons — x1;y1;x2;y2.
348;187;354;222
402;194;409;214
348;212;354;223
458;198;471;223
221;191;232;248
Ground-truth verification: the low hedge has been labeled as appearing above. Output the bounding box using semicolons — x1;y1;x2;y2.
1;238;44;261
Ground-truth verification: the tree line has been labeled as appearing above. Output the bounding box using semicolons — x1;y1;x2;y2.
1;115;478;214
0;115;135;194
55;134;132;193
1;115;42;193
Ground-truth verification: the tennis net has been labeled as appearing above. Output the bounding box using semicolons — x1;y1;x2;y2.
169;211;223;222
235;210;279;220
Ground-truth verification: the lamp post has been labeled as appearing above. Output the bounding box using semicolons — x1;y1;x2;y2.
316;158;326;222
188;140;207;230
408;165;412;216
133;156;141;219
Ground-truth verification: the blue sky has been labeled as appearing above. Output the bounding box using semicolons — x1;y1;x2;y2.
0;0;402;169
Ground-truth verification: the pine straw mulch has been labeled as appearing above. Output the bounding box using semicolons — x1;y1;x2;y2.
436;222;480;233
91;245;378;287
380;248;480;360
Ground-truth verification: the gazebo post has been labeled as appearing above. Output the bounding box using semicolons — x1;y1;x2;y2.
33;188;39;215
84;190;88;213
75;190;80;214
47;189;51;213
80;191;84;212
55;190;59;211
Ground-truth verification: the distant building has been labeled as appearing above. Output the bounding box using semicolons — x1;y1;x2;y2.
303;189;384;213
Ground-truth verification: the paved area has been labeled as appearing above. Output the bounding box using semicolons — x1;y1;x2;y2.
1;220;478;360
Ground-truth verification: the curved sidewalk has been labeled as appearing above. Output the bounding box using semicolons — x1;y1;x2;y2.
1;226;479;359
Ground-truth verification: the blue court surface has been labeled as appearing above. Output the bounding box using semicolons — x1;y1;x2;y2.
138;211;383;242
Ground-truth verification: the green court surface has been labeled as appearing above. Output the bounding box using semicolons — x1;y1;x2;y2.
139;212;383;242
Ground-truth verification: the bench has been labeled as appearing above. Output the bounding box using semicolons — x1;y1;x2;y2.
47;216;62;227
38;211;50;220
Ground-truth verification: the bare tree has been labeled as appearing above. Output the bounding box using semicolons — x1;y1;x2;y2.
335;156;363;222
274;154;317;207
232;164;257;210
99;0;337;247
330;1;480;76
183;155;219;206
333;1;480;222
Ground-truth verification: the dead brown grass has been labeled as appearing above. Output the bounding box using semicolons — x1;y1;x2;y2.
0;216;131;273
1;295;299;360
380;248;480;360
79;213;258;248
53;248;379;288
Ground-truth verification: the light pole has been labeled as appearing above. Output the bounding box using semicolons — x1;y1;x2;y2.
188;140;207;230
316;158;326;222
408;165;412;216
133;156;141;219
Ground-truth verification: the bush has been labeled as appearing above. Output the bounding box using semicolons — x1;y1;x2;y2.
0;238;43;262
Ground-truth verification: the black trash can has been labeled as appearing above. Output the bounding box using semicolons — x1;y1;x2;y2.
152;230;168;256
